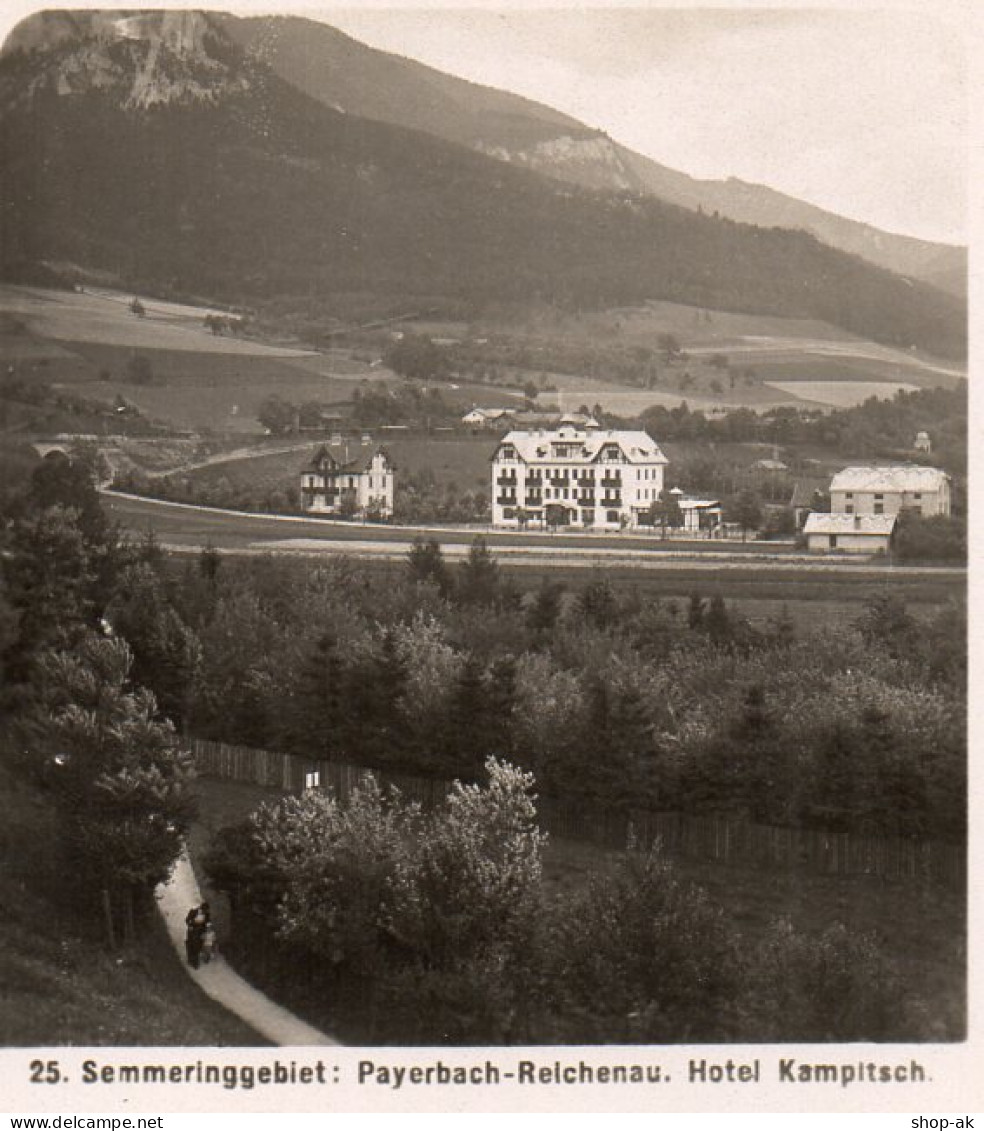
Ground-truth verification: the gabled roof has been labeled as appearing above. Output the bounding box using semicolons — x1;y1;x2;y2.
496;428;668;465
830;465;948;493
310;442;390;475
803;513;897;536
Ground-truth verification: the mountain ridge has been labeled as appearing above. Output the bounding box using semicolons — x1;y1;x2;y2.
0;10;965;361
213;12;966;296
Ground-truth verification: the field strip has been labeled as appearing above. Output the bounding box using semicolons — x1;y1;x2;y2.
145;538;961;576
142;441;318;478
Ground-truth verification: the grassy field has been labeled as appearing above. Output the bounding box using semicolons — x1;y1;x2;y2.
190;776;965;1043
0;757;264;1047
2;285;964;440
765;379;919;408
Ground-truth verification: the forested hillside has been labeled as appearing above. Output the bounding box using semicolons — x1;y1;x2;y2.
0;22;966;358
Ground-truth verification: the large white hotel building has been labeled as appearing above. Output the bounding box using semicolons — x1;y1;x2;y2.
491;426;669;530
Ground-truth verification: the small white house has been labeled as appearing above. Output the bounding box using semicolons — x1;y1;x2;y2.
803;512;897;554
300;440;394;518
669;488;722;533
462;407;516;430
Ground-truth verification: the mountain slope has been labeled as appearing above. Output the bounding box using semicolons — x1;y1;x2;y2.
0;11;965;360
215;12;965;296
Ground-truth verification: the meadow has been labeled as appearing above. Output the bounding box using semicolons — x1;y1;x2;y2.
1;284;964;442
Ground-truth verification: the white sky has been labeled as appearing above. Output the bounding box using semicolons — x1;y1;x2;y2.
0;0;973;245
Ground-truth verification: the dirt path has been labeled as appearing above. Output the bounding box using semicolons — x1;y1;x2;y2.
155;852;339;1047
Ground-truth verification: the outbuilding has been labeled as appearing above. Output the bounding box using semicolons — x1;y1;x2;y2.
803;512;897;554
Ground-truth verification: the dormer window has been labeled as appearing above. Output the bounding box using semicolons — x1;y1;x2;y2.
499;445;517;461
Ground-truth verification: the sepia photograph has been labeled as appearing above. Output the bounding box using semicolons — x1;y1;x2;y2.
0;0;976;1114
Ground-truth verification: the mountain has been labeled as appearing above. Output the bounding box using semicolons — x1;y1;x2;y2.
215;13;966;297
0;11;965;360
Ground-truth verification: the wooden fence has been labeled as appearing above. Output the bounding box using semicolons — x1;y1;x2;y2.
190;737;966;890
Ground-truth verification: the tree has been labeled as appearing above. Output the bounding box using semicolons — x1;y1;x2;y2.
457;536;499;606
27;451;107;544
23;632;196;943
257;395;296;435
384;334;451;383
406;537;452;598
243;758;545;1042
390;758;546;1041
724;489;763;540
554;848;741;1042
744;919;900;1042
3;506;98;673
893;512;966;563
649;490;684;539
286;631;345;759
854;593;919;660
442;652;489;775
578;575;618;628
526;580;564;641
129;297;145;317
105;564;202;728
657;333;682;364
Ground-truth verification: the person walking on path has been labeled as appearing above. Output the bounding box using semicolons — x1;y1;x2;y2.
158;851;337;1046
184;902;210;969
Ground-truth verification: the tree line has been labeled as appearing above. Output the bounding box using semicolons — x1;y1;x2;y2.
204;758;938;1044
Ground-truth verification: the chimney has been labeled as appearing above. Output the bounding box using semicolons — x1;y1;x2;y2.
330;432;342;446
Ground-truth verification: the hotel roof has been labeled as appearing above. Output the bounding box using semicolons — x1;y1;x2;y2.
496;428;668;465
829;466;948;493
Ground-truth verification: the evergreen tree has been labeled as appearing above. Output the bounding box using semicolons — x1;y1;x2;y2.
579;575;619;628
457;536;499;606
704;594;732;643
406;537;451;598
3;506;98;677
105;564;201;729
485;654;518;761
291;632;345;758
22;632;196;943
443;652;489;776
526;581;564;641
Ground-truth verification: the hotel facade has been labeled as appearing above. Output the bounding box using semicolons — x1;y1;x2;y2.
491;427;669;530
